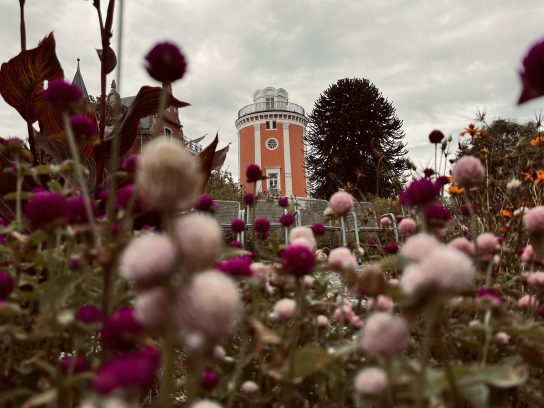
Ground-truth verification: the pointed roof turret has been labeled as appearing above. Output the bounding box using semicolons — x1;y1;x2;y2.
72;58;89;98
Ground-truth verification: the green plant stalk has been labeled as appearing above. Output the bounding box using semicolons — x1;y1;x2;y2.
286;279;305;408
480;308;492;365
160;317;175;408
384;357;394;407
417;306;437;408
227;323;251;408
62;113;100;244
15;158;23;230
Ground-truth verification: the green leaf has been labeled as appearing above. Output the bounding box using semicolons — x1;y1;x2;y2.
22;389;58;407
0;302;22;318
459;384;489;408
292;347;336;379
3;191;32;201
0;388;33;405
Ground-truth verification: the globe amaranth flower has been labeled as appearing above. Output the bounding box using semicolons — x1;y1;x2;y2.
134;288;171;331
329;191;354;215
190;400;223;408
280;244;316;277
273;298;296;320
289;226;317;250
434;176;451;189
398;218;417;236
44;79;83;110
428;129;445;144
280;213;295;227
452;156;485;187
399;178;438;208
59;356;90;376
523;206;544;232
70;114;97;142
121;154;139;174
423;168;435;178
75;305;103;324
93;346;160;394
195;194;217;212
201;370;219;390
254;217;270;240
241;381;259;394
231;219;245;233
518;38;544;104
384;242;399;254
243;192;255;206
328;247;357;270
278;197;289;207
24;191;69;228
100;307;143;350
246;163;263;183
218;257;253;277
424;203;453;225
475;289;504;307
144;41;187;83
0;271;14;300
229;240;243;248
312;223;326;235
354;367;387;395
360;312;409;356
401;233;441;263
67;195;98;223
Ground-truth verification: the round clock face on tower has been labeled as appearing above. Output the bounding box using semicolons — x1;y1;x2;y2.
266;138;279;151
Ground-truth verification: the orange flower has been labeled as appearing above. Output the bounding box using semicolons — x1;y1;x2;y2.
448;186;465;195
535;170;544;185
500;209;512;218
460;123;481;137
530;136;544;146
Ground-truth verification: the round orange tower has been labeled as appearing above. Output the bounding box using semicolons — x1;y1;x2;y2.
236;87;308;198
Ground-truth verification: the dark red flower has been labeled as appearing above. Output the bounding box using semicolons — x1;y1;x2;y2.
76;305;103;324
518;38;544;104
0;271;14;300
243;193;255;206
195;194;217;212
280;244;316;277
44;79;83;110
231;219;245;233
121;155;139;173
100;307;143;350
423;168;434;178
201;370;219;390
424;203;453;223
218;257;253;277
384;242;399;254
246;164;263;183
254;218;270;239
278;197;289;207
280;213;295;227
59;356;90;376
67;195;98;223
24;191;69;227
229;240;243;248
428;129;445;144
144;42;187;83
70;114;97;141
312;223;326;235
399;179;438;208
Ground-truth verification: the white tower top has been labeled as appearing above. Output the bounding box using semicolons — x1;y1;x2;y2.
253;87;288;103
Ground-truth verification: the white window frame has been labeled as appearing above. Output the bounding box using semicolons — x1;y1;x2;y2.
265;137;279;151
266;168;281;195
265;120;277;130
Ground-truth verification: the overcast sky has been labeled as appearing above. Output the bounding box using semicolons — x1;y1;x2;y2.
1;0;543;180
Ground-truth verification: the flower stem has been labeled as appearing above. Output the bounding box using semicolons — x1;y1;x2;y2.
480;309;492;365
15;158;23;230
160;317;175;408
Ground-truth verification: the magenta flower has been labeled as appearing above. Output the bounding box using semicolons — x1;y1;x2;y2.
434;176;451;189
24;191;69;227
246;164;263;183
518;38;544;104
144;42;187;83
70;114;97;141
0;271;14;300
312;223;326;235
280;244;316;277
231;218;245;233
243;192;255;205
201;370;219;390
278;197;289;207
424;203;453;224
195;194;217;212
100;307;143;350
44;79;83;110
121;155;139;173
384;242;399;254
475;289;504;306
229;240;243;248
428;129;445;144
75;305;103;324
254;217;270;239
399;179;438;208
67;195;98;223
218;257;253;277
423;168;434;178
59;356;90;376
93;346;160;394
116;184;144;212
280;213;295;227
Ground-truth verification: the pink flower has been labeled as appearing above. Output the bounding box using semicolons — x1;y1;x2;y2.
329;191;354;215
495;332;510;345
176;271;240;340
520;245;544;264
476;233;499;254
448;237;474;257
367;295;394;312
119;233;176;286
518;294;539;308
398;218;417;236
289;226;316;250
452;156;485;186
273;298;296;320
145;41;187;83
349;315;364;329
134;288;170;331
190;401;223;408
354;367;387;395
280;244;315;277
523;206;544;232
526;271;544;286
401;233;441;263
333;305;355;323
241;380;259;394
316;315;329;328
175;214;223;273
380;217;392;228
328;247;357;270
360;312;409;356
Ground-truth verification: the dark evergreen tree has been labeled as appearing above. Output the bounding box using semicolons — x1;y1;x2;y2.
304;78;408;200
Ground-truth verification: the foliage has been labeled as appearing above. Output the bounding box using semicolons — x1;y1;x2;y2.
204;169;242;203
304;78;408;200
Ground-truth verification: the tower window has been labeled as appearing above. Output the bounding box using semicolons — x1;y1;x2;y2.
265;120;277;130
267;168;281;196
266;138;279;151
163;127;172;137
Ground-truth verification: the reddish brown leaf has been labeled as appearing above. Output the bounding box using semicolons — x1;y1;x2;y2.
197;133;219;192
0;33;63;123
211;143;230;171
96;47;117;75
99;86;190;160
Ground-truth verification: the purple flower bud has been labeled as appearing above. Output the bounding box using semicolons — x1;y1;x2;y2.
229;240;243;248
428;129;445;144
67;195;98;223
0;271;14;300
116;184;144;211
399;179;438;208
195;194;217;212
93;347;160;394
44;79;83;110
518;38;544;104
121;155;139;174
218;257;253;277
424;203;453;223
70;114;97;141
246;164;263;183
200;370;219;390
280;244;316;277
384;242;399;254
475;289;504;306
243;192;255;206
423;168;434;178
278;197;289;207
59;356;90;376
280;213;295;227
76;305;103;324
100;307;143;350
231;219;245;233
312;223;326;235
144;42;187;83
434;176;451;189
24;191;69;228
254;218;270;240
